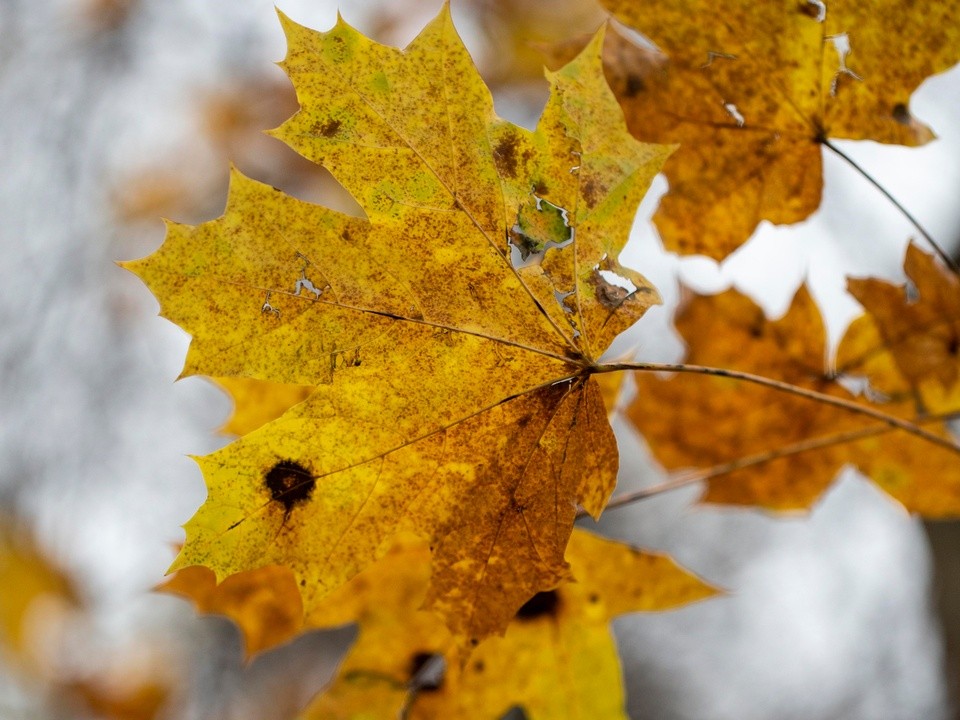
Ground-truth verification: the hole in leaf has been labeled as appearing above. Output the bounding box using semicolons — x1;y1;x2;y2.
408;652;445;692
294;274;324;298
836;373;891;404
723;101;745;127
905;278;920;303
801;0;826;22
827;33;863;96
554;288;576;314
597;269;638;295
508;195;574;268
700;50;736;68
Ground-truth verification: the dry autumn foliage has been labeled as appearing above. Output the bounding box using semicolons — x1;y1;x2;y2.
117;2;960;717
598;0;960;261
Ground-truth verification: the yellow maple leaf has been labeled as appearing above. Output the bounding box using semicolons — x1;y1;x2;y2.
122;8;672;645
299;528;716;720
595;0;960;260
628;285;960;513
213;376;314;436
216;368;624;441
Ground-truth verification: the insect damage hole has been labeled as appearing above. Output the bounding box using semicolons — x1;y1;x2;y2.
701;50;736;68
294;273;325;299
826;33;863;96
591;265;639;309
264;460;317;514
722;101;745;127
293;252;328;299
408;652;446;692
261;291;280;317
802;0;826;22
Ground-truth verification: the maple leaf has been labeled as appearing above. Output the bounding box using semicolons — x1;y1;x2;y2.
0;524;78;672
628;285;960;513
214;376;314;436
591;0;960;260
837;243;960;414
216;369;625;441
160;564;304;658
122;8;672;645
298;528;716;720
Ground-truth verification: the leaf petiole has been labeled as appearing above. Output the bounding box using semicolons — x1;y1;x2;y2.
591;409;960;515
594;360;960;455
821;138;959;274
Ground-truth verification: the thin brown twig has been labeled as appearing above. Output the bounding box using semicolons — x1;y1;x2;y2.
588;411;960;516
821;138;960;274
590;425;888;517
594;361;960;455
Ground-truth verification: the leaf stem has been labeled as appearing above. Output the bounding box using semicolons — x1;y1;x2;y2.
591;424;888;516
594;361;960;455
822;138;959;273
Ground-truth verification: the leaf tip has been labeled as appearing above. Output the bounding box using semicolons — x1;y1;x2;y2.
273;6;300;37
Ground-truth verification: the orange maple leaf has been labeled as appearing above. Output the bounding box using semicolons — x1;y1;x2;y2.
595;0;960;259
838;243;960;413
628;285;960;513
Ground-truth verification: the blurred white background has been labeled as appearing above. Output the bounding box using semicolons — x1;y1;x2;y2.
1;0;959;717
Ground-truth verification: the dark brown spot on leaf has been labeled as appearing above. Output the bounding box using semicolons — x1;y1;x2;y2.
493;133;520;178
264;460;316;514
892;103;911;125
316;118;342;137
501;707;530;720
515;590;560;621
581;177;605;207
624;73;646;97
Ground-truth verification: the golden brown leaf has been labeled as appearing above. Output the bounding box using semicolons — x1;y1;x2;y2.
0;525;78;672
65;678;168;720
628;286;960;513
593;1;960;259
160;564;303;658
839;243;960;413
300;529;716;720
123;9;671;645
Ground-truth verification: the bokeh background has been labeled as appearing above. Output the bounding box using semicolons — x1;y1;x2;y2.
2;0;960;717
